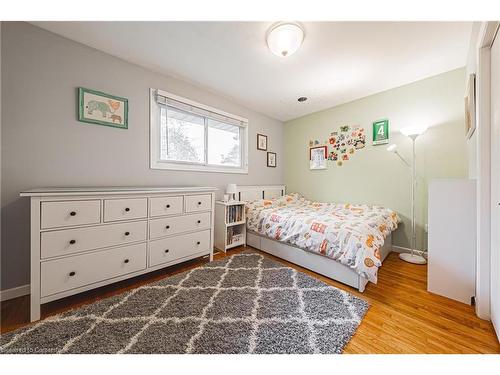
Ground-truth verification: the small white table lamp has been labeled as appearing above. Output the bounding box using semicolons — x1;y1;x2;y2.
387;124;428;265
226;184;237;202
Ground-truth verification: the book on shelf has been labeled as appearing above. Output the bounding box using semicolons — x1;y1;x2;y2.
225;204;244;224
226;227;244;245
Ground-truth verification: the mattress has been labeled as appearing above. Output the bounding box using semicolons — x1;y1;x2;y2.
245;193;400;283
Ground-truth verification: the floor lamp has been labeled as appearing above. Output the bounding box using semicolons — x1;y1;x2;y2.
386;125;428;265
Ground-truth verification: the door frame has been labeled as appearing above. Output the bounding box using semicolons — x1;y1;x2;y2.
489;24;500;339
474;21;499;320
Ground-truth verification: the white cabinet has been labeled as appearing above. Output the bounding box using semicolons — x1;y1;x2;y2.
428;179;476;304
214;201;246;252
21;186;216;322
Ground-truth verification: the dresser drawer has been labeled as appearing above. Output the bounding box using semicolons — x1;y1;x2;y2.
150;196;183;217
41;243;147;297
41;200;101;229
149;212;211;239
149;230;211;267
185;194;212;213
41;221;147;259
104;198;147;222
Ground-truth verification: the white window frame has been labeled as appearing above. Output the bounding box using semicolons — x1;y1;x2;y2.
150;88;249;174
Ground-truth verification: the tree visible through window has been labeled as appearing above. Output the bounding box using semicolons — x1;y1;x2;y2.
151;89;248;173
160;107;204;163
160;107;242;167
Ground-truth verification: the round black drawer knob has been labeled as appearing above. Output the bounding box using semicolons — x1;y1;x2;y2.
125;207;130;212
124;259;130;264
197;241;201;245
166;225;170;229
166;204;171;208
70;211;76;216
125;231;130;236
165;249;169;253
69;271;76;277
198;202;202;205
197;220;201;224
69;239;76;245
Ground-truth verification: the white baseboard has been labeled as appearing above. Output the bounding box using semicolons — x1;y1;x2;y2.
392;246;427;258
0;284;30;302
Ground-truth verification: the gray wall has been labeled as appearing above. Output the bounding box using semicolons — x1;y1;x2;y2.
1;22;284;291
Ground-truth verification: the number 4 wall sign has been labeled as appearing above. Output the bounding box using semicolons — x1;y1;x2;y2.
372;119;389;145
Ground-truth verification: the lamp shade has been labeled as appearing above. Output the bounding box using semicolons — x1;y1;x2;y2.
400;125;428;137
386;144;398;153
226;184;237;194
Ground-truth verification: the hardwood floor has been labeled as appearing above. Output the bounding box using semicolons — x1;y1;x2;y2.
1;247;499;353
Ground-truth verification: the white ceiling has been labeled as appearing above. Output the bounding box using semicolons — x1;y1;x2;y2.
32;22;472;122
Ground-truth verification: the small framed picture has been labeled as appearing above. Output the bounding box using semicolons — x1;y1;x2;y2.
465;74;476;138
372;119;389;145
257;134;268;151
310;146;327;170
78;87;128;129
267;152;277;167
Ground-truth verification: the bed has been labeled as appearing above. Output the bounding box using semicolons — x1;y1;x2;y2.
236;185;399;292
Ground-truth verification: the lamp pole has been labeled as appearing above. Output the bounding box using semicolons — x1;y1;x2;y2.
410;134;417;258
398;134;426;264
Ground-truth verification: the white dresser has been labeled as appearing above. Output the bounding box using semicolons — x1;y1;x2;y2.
20;186;217;321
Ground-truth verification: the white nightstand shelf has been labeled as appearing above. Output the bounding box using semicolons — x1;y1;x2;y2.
215;201;246;252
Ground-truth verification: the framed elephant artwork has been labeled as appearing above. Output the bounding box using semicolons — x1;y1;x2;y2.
78;87;128;129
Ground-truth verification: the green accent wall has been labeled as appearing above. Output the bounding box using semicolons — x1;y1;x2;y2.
284;68;468;250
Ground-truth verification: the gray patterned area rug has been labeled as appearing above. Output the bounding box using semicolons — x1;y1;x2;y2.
0;252;369;354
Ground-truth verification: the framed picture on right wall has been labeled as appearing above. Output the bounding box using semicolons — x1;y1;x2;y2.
465;73;476;139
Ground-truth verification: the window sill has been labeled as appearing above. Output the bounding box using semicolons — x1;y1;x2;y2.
150;161;248;174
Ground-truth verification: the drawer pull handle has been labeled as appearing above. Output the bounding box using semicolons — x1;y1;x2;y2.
125;207;130;212
197;220;201;224
166;204;171;208
69;239;76;245
70;211;76;216
198;201;202;205
197;241;201;245
124;259;130;264
165;249;170;253
125;231;130;236
166;225;170;229
69;271;76;277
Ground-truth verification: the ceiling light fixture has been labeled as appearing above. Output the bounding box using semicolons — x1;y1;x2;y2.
267;22;304;57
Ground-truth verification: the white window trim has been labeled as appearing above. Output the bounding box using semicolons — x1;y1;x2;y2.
150;88;249;174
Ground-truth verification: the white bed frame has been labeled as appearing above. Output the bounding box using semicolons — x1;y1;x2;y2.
237;185;393;292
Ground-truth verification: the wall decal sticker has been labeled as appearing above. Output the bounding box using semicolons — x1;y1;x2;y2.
308;126;365;169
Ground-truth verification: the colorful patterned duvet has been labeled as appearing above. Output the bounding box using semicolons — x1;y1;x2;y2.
246;193;400;283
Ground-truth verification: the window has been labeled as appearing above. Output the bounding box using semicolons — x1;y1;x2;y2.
150;89;248;173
